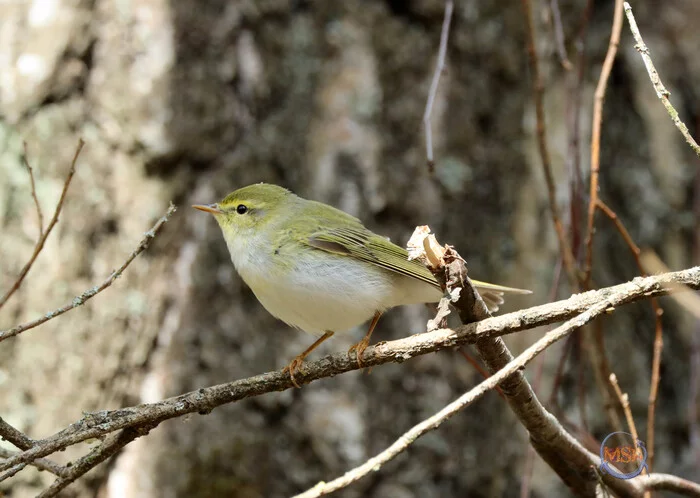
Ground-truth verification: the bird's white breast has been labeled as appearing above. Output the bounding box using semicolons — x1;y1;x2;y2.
225;228;440;336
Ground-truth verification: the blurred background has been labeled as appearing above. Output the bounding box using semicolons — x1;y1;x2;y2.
1;0;699;496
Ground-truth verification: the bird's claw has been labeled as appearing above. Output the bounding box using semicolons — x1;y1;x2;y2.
283;357;304;388
348;337;371;368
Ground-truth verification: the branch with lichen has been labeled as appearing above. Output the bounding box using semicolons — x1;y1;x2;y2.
623;2;700;158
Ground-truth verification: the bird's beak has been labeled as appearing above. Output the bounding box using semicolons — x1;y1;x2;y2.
192;203;224;215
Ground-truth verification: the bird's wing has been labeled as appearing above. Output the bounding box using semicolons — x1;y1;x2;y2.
304;226;441;289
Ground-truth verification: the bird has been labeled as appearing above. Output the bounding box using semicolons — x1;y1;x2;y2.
193;183;530;386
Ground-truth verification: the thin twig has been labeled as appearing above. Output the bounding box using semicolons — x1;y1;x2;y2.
22;142;44;237
423;0;453;173
609;373;651;497
577;337;588;431
565;0;593;260
647;306;663;474
549;0;572;70
0;463;27;482
548;332;575;408
457;348;505;400
623;2;700;158
596;199;664;472
37;425;155;498
0;448;65;477
0;140;84;309
591;319;624;434
520;0;578;285
583;0;624;287
0;204;177;342
609;374;639;442
0;416;35;450
643;473;700;496
578;0;626;448
294;297;641;498
1;268;699;491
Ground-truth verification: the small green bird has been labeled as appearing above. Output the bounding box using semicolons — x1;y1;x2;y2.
193;183;529;386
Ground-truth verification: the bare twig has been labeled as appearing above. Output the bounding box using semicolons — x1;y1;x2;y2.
549;0;572;70
423;0;453;173
609;374;639;443
565;0;593;260
647;306;664;474
590;319;624;434
0;139;84;309
0;418;65;479
643;473;700;496
0;416;35;450
609;373;650;498
583;0;624;287
0;204;177;342
520;0;578;284
0;463;27;482
0;449;65;477
642;252;700;471
457;347;505;400
38;424;156;498
22;142;44;237
623;2;700;158
579;0;626;446
596;199;664;472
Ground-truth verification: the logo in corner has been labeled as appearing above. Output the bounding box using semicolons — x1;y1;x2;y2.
599;431;648;479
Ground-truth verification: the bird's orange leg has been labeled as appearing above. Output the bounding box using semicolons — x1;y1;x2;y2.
348;311;383;368
284;331;334;388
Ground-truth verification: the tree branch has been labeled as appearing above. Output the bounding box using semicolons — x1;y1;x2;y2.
643;473;700;497
0;139;84;309
520;0;578;284
0;203;177;343
583;0;624;286
1;267;699;492
423;0;453;173
623;2;700;158
37;424;157;498
0;449;65;478
0;416;35;450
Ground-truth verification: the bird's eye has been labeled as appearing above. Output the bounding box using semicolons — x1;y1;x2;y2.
236;204;248;214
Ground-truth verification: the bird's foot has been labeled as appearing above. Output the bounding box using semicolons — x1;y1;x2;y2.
282;356;305;388
348;336;371;368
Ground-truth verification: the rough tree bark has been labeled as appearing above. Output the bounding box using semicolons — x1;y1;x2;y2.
0;0;698;496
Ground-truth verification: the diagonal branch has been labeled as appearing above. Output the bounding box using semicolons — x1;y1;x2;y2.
623;2;700;158
0;416;35;450
0;204;177;343
37;424;157;498
0;140;84;309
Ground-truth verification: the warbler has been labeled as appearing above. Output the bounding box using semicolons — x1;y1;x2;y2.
193;183;529;386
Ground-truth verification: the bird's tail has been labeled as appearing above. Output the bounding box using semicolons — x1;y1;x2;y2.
471;280;532;313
